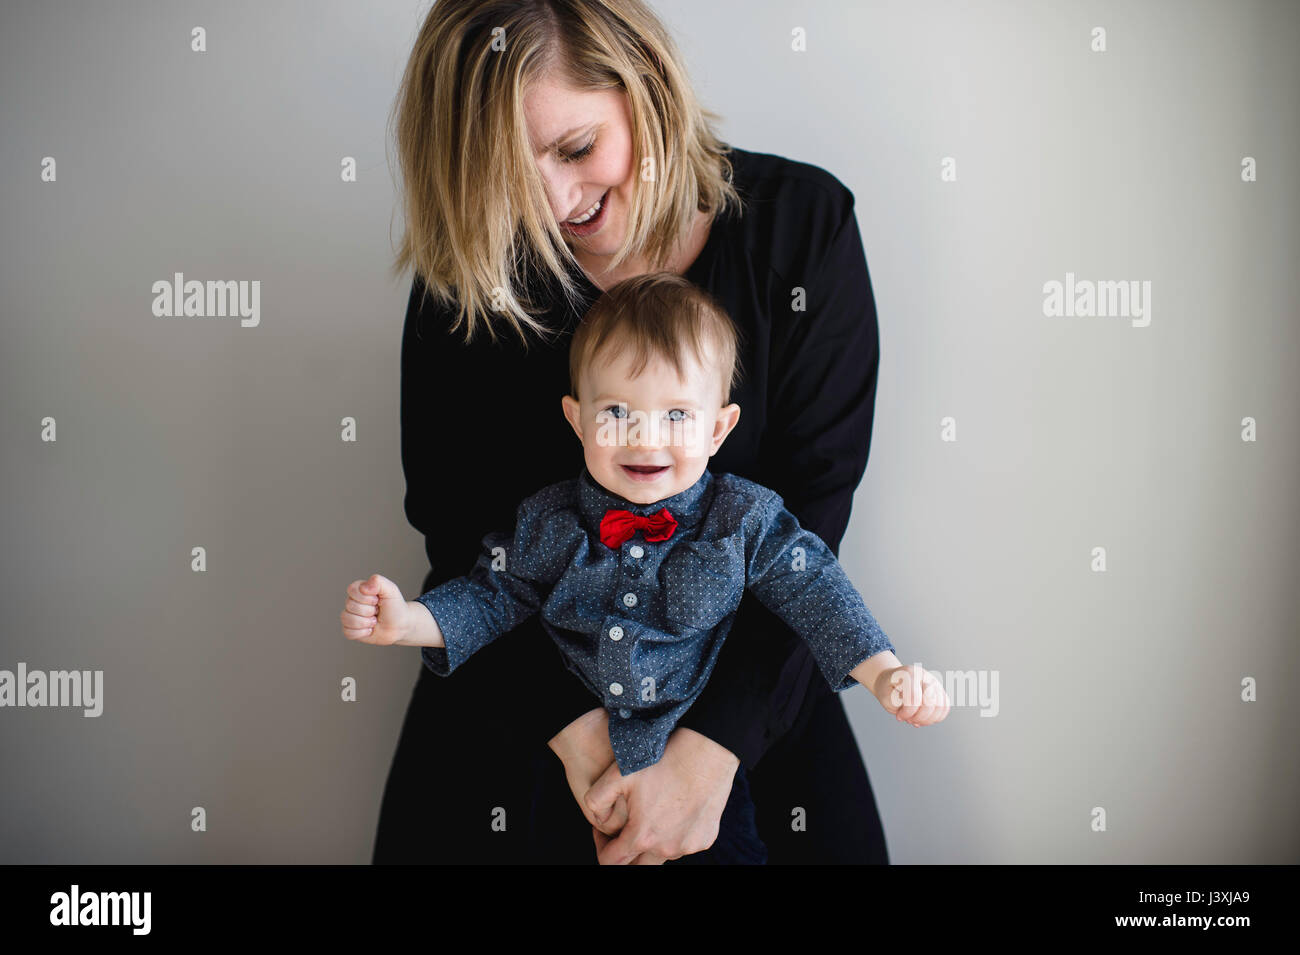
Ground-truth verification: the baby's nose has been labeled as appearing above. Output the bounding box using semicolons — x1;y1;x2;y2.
627;418;665;448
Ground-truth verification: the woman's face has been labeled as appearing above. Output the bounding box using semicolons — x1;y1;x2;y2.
523;71;636;266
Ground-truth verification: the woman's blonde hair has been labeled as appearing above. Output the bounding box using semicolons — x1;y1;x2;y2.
388;0;742;348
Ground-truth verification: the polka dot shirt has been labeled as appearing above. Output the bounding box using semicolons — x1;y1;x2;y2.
417;465;894;774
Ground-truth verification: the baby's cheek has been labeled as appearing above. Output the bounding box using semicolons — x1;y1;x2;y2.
680;428;712;461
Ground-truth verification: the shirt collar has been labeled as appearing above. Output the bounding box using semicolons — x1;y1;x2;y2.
577;465;713;535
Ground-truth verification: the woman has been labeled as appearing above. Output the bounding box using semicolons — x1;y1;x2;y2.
373;0;889;864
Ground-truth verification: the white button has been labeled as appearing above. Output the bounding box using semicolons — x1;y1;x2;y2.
608;625;624;641
610;682;624;696
619;708;632;718
629;545;644;559
622;592;637;607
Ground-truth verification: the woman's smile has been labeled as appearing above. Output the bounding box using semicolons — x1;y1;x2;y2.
560;188;611;237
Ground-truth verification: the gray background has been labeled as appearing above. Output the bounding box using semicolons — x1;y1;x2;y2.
2;0;1296;863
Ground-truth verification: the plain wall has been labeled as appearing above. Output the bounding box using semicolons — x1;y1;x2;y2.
1;0;1296;863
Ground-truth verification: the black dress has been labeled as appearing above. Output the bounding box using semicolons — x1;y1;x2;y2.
372;145;890;864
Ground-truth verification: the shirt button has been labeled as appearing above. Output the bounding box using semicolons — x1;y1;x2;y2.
608;625;624;641
622;592;637;607
609;682;624;696
619;708;631;719
629;545;644;559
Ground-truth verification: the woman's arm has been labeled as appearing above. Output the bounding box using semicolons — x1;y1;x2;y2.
400;276;604;738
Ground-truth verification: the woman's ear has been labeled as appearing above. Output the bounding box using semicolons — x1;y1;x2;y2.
561;394;585;445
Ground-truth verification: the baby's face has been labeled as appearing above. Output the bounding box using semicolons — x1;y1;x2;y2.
561;339;740;505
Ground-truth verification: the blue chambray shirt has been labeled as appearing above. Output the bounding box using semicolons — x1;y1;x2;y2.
417;465;895;774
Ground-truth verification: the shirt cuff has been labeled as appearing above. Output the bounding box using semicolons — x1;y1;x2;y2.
419;644;451;677
414;585;476;675
821;631;896;693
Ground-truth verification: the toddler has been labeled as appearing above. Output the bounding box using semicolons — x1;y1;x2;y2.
341;271;949;862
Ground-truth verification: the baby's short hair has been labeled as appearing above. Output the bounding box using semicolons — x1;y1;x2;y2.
568;271;743;406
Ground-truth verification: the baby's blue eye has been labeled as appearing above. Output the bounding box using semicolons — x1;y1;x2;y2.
666;409;689;422
602;404;627;419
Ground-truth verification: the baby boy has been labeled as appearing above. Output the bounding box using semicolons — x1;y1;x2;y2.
341;272;949;852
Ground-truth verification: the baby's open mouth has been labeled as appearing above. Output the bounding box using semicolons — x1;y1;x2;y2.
621;464;669;479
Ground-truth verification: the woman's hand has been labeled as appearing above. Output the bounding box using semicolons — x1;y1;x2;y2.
547;708;629;833
584;726;740;865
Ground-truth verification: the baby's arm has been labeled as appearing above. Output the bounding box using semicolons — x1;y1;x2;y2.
744;490;950;728
341;493;563;674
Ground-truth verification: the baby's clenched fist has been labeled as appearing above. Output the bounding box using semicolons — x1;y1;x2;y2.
340;574;411;646
874;664;950;727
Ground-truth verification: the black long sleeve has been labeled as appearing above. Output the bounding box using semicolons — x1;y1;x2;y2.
400;277;600;741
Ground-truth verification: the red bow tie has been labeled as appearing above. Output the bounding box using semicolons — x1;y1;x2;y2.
600;507;677;549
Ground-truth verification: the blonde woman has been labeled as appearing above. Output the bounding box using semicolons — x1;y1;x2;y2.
373;0;889;864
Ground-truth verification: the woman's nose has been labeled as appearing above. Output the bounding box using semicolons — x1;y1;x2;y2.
539;165;583;222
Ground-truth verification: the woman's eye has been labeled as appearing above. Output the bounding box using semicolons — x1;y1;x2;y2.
561;139;595;163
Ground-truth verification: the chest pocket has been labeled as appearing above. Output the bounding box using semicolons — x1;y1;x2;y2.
661;538;745;631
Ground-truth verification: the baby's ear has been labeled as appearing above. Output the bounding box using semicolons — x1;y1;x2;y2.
560;394;585;445
711;402;741;452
